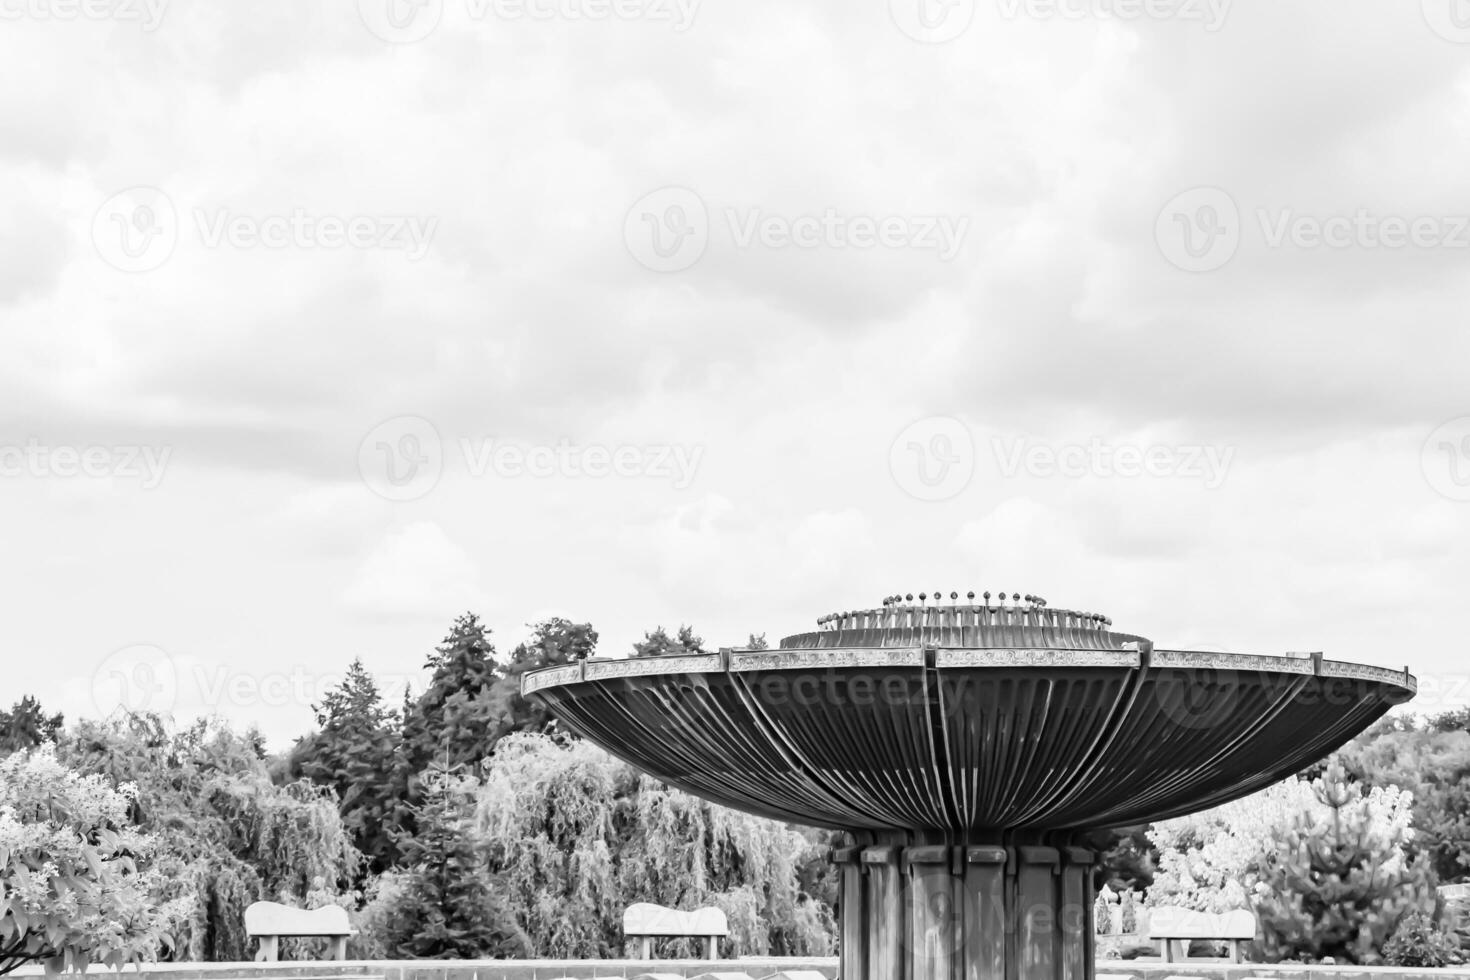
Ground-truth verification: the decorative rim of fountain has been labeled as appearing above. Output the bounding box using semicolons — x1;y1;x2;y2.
523;592;1416;697
524;648;1416;696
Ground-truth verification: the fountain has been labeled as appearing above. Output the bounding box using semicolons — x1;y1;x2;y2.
523;591;1415;980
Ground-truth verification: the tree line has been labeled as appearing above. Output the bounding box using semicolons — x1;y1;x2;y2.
1;615;1467;967
0;613;824;966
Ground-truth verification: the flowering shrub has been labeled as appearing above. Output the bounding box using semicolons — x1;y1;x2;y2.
0;747;191;974
1148;769;1417;913
1150;778;1317;911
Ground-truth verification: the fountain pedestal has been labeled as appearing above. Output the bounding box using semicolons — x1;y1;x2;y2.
833;843;1095;980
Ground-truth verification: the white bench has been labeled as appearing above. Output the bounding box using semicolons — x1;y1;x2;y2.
1145;906;1256;963
623;902;729;959
244;901;356;961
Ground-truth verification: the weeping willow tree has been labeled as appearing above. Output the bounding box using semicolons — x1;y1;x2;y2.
620;776;836;953
477;733;836;957
476;734;622;954
56;714;363;961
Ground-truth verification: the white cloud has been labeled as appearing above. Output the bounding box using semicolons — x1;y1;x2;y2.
2;1;1468;745
343;521;489;621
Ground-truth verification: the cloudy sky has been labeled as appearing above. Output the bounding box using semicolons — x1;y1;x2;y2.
2;0;1468;747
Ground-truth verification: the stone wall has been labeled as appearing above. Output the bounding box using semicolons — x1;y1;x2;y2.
1097;966;1470;980
29;961;1470;980
373;959;837;980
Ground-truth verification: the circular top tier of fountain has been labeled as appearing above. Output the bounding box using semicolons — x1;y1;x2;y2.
523;593;1415;833
790;591;1140;650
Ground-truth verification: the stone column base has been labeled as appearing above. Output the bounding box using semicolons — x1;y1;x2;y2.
830;842;1096;980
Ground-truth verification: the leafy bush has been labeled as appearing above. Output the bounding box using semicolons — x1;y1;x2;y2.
1447;896;1470;952
351;871;410;959
1383;911;1462;967
1339;727;1470;882
1149;777;1331;913
0;747;191;974
1096;937;1158;960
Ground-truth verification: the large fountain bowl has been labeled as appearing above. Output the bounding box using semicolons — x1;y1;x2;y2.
523;599;1414;833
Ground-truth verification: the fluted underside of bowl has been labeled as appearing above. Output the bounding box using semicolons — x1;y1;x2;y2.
524;646;1414;832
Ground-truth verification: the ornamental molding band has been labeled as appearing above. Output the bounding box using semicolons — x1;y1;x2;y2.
1322;659;1417;689
935;648;1140;668
523;591;1417;980
728;648;926;672
1151;650;1317;675
583;652;724;682
520;663;581;694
